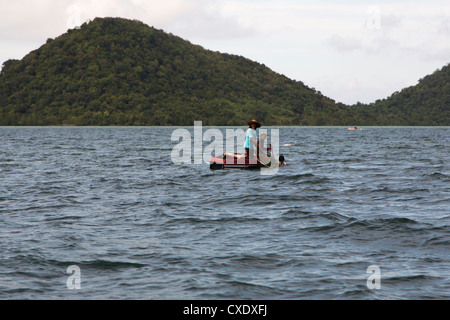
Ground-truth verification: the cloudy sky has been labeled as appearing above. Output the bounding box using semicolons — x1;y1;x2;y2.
1;0;449;104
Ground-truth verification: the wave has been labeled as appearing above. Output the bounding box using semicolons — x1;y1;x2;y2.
167;215;271;226
76;259;147;270
305;216;422;235
382;274;442;284
425;172;450;181
421;235;450;247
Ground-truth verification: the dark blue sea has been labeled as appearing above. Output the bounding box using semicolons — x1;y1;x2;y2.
0;126;449;299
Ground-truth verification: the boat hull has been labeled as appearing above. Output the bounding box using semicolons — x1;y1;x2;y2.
209;154;268;170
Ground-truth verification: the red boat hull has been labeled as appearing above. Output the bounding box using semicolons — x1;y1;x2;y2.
209;154;268;170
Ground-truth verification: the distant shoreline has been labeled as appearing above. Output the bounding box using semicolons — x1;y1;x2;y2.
1;125;448;128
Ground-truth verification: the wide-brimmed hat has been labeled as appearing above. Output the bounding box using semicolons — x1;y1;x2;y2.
247;119;261;128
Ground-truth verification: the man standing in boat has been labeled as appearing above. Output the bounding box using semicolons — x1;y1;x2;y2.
244;119;261;163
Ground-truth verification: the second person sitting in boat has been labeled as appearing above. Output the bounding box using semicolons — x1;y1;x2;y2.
244;119;261;161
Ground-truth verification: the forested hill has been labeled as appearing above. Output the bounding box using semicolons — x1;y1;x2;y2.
0;17;448;126
0;17;339;126
357;64;449;125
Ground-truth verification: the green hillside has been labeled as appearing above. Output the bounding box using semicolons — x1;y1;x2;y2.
0;17;448;126
0;17;340;126
357;64;450;125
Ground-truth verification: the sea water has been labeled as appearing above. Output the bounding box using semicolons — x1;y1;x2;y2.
0;126;449;299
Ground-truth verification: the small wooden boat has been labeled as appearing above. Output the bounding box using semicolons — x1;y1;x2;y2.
210;153;271;170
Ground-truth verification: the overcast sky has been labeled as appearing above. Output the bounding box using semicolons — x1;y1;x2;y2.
1;0;449;104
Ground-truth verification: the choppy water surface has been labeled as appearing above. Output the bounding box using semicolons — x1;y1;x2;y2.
0;126;449;299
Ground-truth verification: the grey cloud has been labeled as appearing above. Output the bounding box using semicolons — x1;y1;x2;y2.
327;34;363;52
167;7;258;40
380;14;402;29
